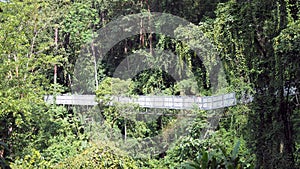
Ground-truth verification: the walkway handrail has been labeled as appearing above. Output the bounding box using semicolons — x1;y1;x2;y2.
44;93;237;110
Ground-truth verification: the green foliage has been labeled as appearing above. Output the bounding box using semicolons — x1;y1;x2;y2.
209;0;299;168
96;77;133;98
10;149;51;169
181;141;254;169
175;79;201;96
274;20;300;168
0;0;66;165
165;107;255;168
0;0;299;168
9;105;88;167
54;142;139;169
274;20;300;84
0;141;9;168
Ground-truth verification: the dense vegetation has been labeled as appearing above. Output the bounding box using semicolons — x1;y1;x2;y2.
0;0;299;168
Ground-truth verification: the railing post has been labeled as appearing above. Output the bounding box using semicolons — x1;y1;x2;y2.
222;94;224;108
172;96;174;109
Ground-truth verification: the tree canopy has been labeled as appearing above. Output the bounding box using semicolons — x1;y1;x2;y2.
0;0;299;168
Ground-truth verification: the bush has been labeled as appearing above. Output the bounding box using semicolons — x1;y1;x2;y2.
54;141;139;169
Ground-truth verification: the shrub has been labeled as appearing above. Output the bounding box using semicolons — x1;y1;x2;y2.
54;141;139;169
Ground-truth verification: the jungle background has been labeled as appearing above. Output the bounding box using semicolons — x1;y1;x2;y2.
0;0;299;168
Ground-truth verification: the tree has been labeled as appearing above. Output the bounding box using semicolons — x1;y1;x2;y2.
0;0;65;164
209;0;299;168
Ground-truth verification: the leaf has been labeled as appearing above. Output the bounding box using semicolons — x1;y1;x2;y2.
181;161;200;169
232;140;240;161
201;151;208;169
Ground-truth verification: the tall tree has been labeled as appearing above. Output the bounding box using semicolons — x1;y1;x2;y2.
210;0;299;168
0;0;63;163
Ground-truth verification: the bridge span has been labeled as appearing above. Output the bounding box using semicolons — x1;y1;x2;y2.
44;93;237;110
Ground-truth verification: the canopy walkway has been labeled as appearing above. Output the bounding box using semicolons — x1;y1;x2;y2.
44;93;237;110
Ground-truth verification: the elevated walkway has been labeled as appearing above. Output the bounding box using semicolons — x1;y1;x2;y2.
44;93;236;110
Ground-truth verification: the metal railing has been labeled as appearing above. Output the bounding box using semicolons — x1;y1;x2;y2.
44;93;236;110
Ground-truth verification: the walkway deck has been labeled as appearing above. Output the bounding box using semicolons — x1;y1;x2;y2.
44;93;237;110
